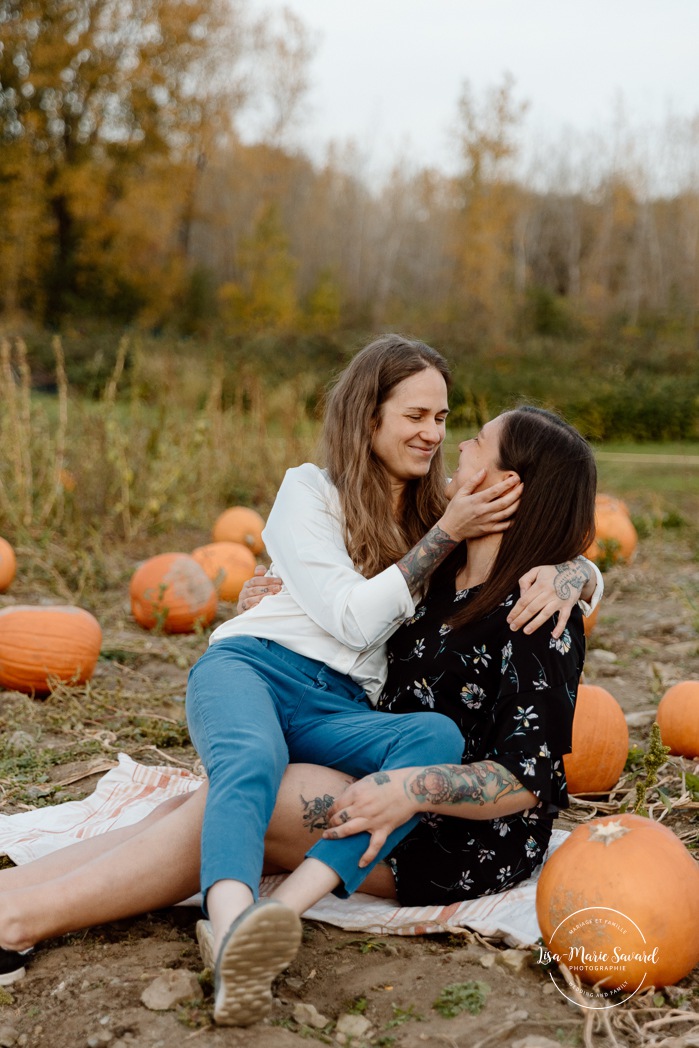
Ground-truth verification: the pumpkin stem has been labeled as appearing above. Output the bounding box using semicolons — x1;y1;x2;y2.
633;721;671;816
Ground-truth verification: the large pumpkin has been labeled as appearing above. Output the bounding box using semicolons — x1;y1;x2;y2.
0;537;16;592
536;814;699;990
212;506;265;555
657;681;699;758
191;542;257;603
130;553;218;633
0;605;102;694
564;684;629;794
585;494;638;566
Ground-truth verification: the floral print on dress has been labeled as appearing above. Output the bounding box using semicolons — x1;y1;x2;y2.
378;574;585;906
460;683;486;709
550;628;572;655
411;678;436;708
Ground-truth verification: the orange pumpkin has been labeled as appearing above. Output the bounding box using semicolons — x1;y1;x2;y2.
0;605;102;694
192;542;257;603
564;684;629;794
0;537;16;592
536;814;699;990
130;553;218;633
212;506;265;555
657;681;699;758
585;494;638;566
582;604;599;638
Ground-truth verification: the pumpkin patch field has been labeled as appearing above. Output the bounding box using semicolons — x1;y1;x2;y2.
0;420;698;1045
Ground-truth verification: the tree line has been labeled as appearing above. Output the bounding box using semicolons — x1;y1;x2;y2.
2;1;699;352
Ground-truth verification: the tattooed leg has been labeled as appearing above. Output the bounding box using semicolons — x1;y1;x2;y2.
300;793;337;833
263;765;356;872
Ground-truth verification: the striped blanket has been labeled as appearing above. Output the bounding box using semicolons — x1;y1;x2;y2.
0;753;566;947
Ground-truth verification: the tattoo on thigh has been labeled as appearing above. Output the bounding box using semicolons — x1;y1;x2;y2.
300;793;335;833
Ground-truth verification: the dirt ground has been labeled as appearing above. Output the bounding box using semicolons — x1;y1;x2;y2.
1;526;699;1048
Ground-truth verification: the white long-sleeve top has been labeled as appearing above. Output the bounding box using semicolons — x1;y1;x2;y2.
209;462;603;705
209;463;416;703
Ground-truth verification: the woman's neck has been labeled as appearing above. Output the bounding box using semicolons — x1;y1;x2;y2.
456;534;502;588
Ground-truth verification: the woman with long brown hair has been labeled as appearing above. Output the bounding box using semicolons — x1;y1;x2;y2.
0;338;600;1024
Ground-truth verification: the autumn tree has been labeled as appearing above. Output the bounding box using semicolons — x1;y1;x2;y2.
0;0;244;322
448;75;528;342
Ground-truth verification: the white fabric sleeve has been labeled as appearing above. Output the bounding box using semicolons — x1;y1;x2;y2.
578;557;604;617
262;464;416;650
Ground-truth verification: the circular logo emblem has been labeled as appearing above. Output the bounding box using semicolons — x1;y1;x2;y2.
536;905;658;1009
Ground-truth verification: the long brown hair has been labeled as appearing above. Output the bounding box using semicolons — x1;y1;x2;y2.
443;406;597;628
322;334;451;577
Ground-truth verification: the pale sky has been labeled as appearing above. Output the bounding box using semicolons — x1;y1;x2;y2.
245;0;699;184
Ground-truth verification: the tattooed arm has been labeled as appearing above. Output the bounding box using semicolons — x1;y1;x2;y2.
402;762;536;817
322;762;536;867
397;471;522;598
506;556;603;639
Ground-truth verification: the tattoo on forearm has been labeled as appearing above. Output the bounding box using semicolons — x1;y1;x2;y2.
397;525;459;597
300;793;336;833
553;559;591;601
404;762;527;808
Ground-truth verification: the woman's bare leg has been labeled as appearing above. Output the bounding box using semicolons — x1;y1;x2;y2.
0;786;207;951
0;763;396;955
0;792;194;891
204;765;397;1027
264;765;398;909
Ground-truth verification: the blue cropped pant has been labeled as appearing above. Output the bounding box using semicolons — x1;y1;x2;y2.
185;636;464;907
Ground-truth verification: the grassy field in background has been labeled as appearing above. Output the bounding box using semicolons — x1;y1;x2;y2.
444;435;699;522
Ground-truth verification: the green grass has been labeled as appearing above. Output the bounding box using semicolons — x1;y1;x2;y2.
444;433;699;518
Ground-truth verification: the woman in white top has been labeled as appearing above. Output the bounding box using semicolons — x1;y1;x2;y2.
0;335;601;1020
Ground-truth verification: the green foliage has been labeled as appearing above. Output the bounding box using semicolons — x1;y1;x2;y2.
591;538;622;574
519;287;581;339
432;981;489;1018
633;723;671;815
339;937;390;954
385;1003;424;1027
344;996;368;1014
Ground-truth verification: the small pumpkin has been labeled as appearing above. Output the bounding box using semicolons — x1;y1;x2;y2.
536;813;699;990
0;605;102;694
192;542;257;603
564;683;629;794
212;506;265;555
130;553;218;633
582;604;599;638
657;680;699;758
0;537;16;592
585;493;638;566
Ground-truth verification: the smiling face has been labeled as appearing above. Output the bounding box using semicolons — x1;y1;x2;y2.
371;367;449;497
446;414;508;498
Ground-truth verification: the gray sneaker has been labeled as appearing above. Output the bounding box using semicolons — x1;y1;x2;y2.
196;918;214;970
212;899;302;1026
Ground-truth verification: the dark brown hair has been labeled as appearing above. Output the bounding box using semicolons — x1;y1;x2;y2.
322;334;451;577
443;406;597;628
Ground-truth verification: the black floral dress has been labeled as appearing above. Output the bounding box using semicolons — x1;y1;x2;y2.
377;573;585;906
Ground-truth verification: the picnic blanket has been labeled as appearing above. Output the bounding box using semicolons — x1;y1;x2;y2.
0;753;567;947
